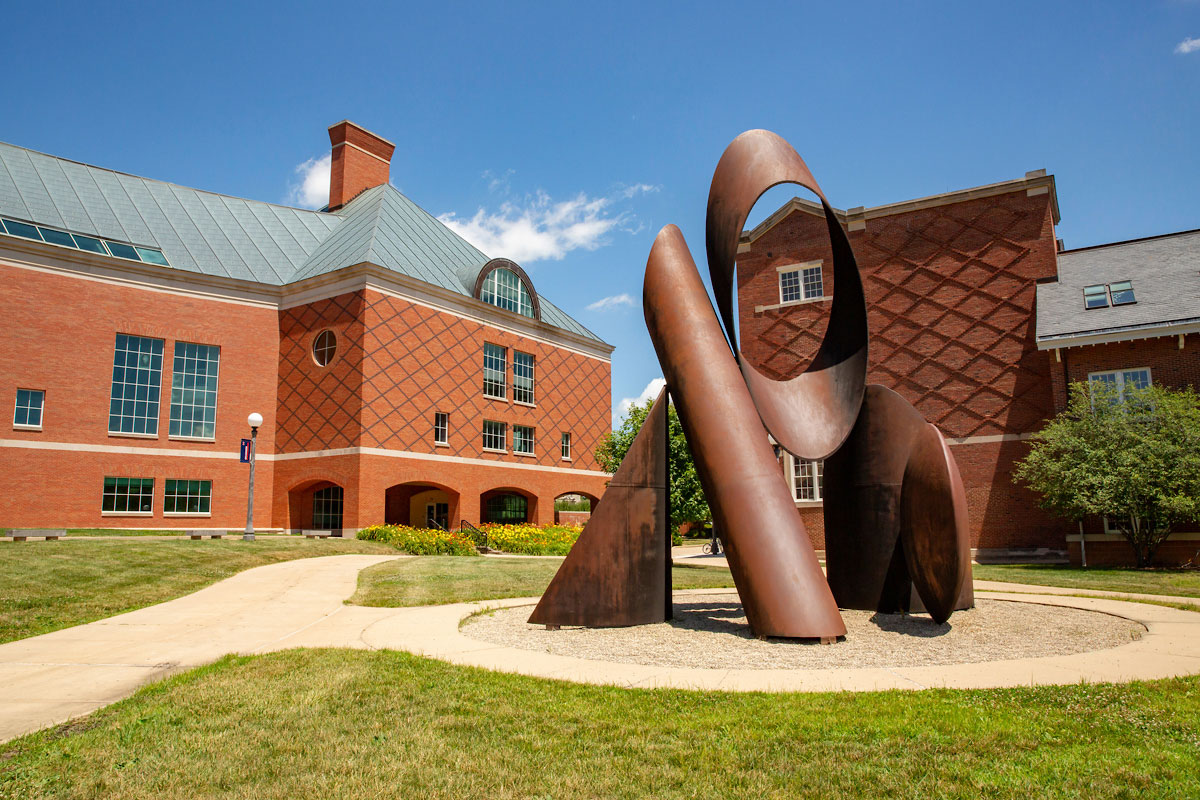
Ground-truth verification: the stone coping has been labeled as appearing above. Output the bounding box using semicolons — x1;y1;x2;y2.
357;588;1200;693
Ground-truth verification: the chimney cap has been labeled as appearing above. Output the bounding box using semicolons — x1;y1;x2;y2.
327;120;397;149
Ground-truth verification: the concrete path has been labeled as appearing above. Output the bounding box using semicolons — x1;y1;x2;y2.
0;554;398;743
4;553;1199;744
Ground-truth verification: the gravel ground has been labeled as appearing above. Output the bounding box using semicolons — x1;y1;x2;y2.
462;595;1145;670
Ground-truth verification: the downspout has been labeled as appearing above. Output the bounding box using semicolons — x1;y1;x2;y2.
1078;519;1087;569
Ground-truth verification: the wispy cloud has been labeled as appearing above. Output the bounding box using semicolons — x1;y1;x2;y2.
617;377;667;422
439;184;657;264
587;293;635;312
1177;36;1200;54
287;153;331;209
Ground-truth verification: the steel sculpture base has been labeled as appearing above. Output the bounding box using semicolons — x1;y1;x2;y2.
823;385;973;624
528;388;671;628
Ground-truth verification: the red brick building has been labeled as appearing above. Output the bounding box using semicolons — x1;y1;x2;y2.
0;122;612;534
738;174;1199;564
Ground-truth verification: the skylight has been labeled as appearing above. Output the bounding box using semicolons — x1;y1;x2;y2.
1083;284;1108;309
1109;281;1136;305
0;217;169;267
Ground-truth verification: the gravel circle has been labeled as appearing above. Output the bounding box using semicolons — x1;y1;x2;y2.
462;595;1145;670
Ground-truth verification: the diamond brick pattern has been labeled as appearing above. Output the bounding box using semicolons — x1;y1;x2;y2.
357;290;609;471
738;190;1058;439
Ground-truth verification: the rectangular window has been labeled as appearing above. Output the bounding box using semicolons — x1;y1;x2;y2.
513;351;535;405
13;388;44;429
1088;367;1151;406
791;457;824;502
483;343;507;399
1108;281;1136;305
561;432;572;460
164;479;212;515
169;342;220;440
433;412;448;445
1083;284;1109;309
513;425;535;455
102;476;154;514
108;334;164;435
483;420;507;452
779;262;824;304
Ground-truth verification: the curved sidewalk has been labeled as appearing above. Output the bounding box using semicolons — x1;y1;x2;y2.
0;554;399;743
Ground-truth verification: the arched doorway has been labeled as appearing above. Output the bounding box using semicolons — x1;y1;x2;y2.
553;491;598;525
286;480;345;533
480;488;535;524
385;481;459;529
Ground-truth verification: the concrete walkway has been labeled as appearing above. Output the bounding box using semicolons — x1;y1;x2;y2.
0;554;398;743
3;554;1199;744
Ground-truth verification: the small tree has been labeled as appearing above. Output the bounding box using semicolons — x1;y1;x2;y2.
1013;381;1200;567
595;397;710;529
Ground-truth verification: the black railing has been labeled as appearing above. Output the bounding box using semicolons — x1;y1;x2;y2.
460;520;487;550
428;517;448;532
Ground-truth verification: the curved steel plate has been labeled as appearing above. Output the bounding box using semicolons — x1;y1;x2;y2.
705;129;868;460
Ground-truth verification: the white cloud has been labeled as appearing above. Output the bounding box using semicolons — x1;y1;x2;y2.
1177;36;1200;54
438;184;657;264
587;293;635;312
287;153;331;209
617;377;667;420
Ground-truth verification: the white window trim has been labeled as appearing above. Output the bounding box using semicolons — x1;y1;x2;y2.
561;433;572;461
513;425;536;457
433;412;449;446
168;341;221;441
483;343;507;400
788;453;825;506
777;260;825;307
164;512;213;518
1087;367;1152;407
13;388;45;431
102;511;154;517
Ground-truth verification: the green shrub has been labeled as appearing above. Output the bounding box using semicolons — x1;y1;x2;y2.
356;524;478;556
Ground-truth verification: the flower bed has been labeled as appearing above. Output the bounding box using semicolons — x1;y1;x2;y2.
478;523;582;556
356;524;478;556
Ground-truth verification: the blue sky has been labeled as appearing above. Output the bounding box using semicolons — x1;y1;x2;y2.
3;2;1198;424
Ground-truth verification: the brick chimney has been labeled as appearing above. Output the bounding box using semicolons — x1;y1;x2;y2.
326;120;396;211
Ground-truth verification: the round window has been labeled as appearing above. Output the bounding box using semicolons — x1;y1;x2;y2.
312;330;337;366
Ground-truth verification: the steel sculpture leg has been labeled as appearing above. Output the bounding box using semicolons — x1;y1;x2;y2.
528;387;671;627
823;385;973;624
645;225;845;641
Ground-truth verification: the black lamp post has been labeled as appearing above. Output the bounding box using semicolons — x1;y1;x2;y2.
244;412;263;541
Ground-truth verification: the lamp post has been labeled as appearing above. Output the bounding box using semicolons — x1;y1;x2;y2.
244;412;263;541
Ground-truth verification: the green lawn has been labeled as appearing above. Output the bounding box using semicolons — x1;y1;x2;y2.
349;556;736;607
974;564;1200;598
2;649;1197;799
0;538;396;644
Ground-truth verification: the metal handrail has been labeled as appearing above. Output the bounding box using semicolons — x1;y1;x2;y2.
428;517;448;532
460;520;487;549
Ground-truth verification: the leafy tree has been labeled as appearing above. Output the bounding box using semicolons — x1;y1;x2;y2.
1013;381;1200;567
595;397;710;529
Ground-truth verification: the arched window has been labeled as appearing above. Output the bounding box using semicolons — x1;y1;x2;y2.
312;330;337;366
480;267;535;318
485;492;528;524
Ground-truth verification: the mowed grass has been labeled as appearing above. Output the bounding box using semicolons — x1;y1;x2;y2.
0;538;397;643
349;556;736;607
2;649;1198;799
974;564;1200;598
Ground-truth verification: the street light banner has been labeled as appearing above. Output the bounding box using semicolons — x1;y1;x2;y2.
240;439;252;463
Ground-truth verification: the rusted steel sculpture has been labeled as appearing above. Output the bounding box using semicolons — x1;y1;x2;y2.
645;226;845;640
531;128;972;638
528;388;671;627
705;130;868;460
823;386;973;623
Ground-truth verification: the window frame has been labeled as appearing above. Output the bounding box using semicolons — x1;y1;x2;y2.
788;454;825;504
482;420;507;453
108;333;164;438
483;343;507;400
163;479;213;516
1088;367;1152;407
777;261;825;306
13;388;45;430
480;266;536;318
513;424;535;456
101;476;155;516
168;341;220;441
312;330;337;367
433;411;449;446
312;485;344;530
513;351;535;406
561;432;572;461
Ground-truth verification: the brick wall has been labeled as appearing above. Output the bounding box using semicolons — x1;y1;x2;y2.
1050;334;1198;411
738;188;1069;550
0;261;279;529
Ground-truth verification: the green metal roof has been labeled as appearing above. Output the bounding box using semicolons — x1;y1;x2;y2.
0;141;604;344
